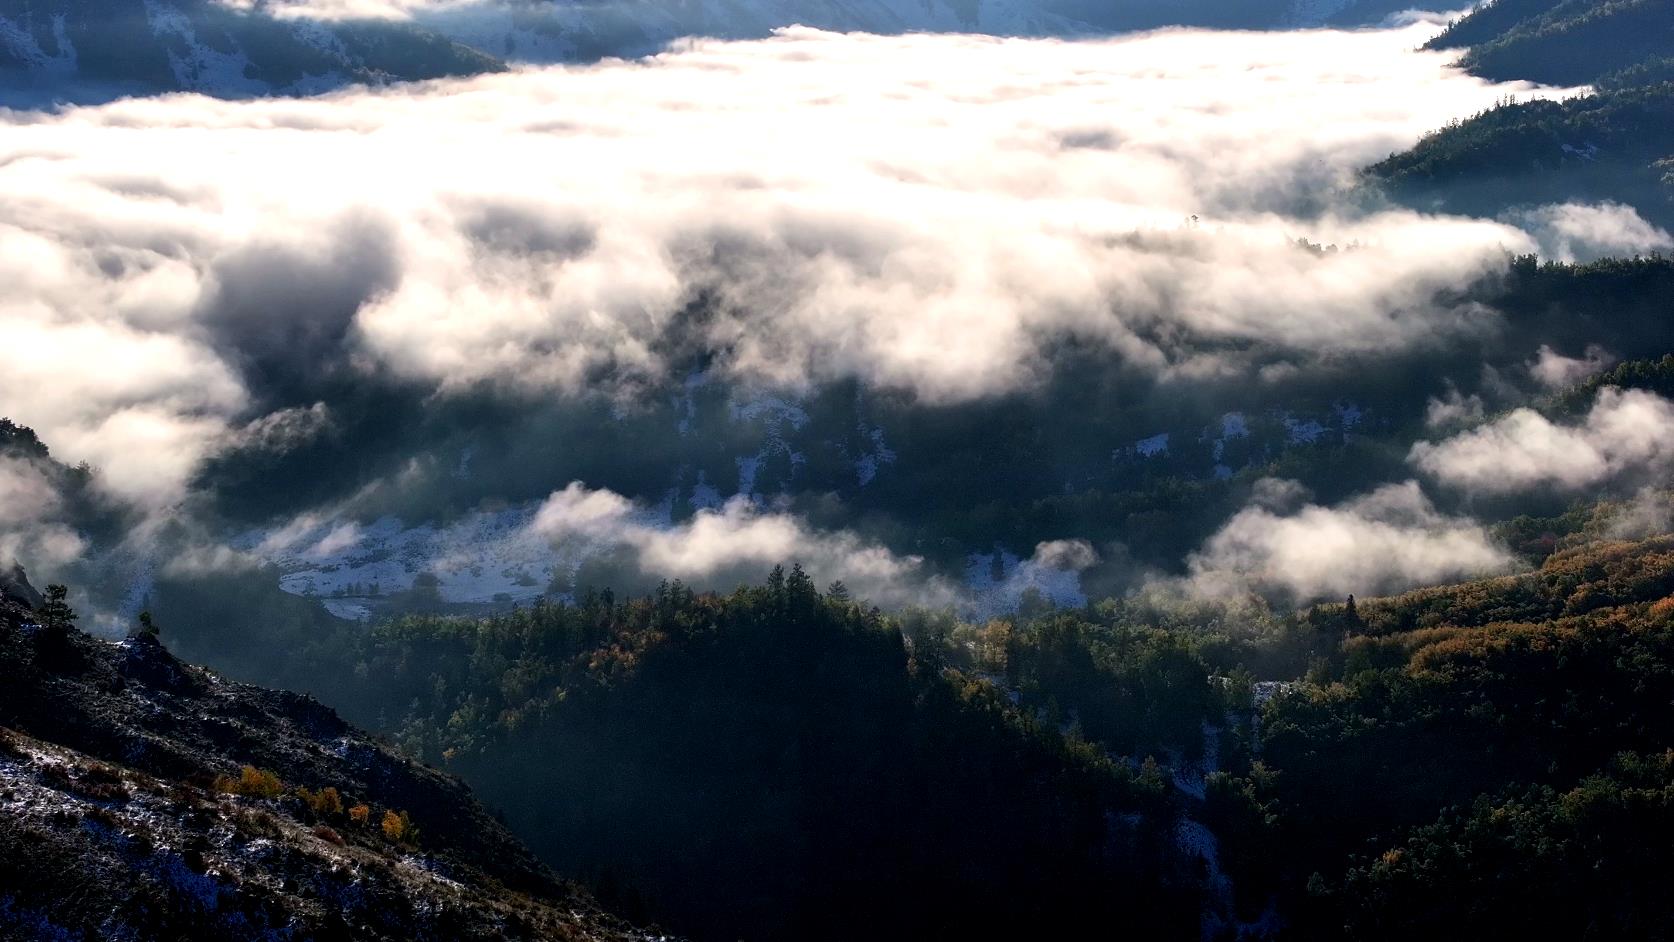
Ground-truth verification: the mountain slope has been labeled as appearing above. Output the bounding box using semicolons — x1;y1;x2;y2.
0;569;657;941
1432;0;1674;86
154;572;1209;940
1197;532;1674;936
0;0;503;105
1368;0;1674;228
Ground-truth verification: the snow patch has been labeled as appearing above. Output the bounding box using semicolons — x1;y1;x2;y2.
1134;432;1170;458
962;545;1088;619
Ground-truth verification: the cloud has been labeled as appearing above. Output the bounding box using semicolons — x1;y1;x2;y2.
1605;488;1673;540
228;402;334;454
529;482;949;606
1529;343;1616;390
0;457;88;575
1410;387;1674;495
0;24;1577;526
1425;385;1486;428
1184;480;1511;602
1505;202;1674;264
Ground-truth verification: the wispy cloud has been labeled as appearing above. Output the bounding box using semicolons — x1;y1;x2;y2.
1411;388;1674;495
1505;202;1674;264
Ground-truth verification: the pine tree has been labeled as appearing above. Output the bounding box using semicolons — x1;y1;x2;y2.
40;584;76;634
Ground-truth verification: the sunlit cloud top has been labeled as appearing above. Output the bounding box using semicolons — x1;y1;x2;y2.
1;23;1612;512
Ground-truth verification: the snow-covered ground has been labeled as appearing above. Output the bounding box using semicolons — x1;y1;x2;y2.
1134;432;1171;458
241;494;676;616
1116;403;1368;480
962;546;1089;620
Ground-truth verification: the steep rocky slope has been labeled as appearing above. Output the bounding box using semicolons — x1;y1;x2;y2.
0;569;661;941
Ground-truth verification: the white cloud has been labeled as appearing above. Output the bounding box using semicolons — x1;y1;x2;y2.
1506;202;1674;264
1424;385;1486;428
530;482;949;606
0;457;89;576
0;24;1576;516
1411;387;1674;495
1184;479;1511;602
1529;343;1615;390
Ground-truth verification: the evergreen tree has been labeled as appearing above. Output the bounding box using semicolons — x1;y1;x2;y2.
39;584;76;634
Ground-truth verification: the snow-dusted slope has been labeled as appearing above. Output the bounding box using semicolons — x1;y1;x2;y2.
0;0;500;104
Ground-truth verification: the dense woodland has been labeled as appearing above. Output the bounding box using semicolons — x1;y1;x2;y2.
155;569;1203;939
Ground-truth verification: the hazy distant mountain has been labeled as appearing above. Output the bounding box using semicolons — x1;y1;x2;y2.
0;0;1414;105
413;0;1089;63
397;0;1371;64
0;0;502;105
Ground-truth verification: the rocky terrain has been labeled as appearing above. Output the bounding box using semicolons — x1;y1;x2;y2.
0;567;661;941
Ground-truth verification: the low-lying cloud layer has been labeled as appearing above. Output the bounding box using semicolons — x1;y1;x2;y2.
1;22;1593;518
530;482;947;606
1184;480;1512;602
1412;388;1674;495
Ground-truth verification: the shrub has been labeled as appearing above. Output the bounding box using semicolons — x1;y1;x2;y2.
215;765;283;799
296;785;344;816
381;809;418;845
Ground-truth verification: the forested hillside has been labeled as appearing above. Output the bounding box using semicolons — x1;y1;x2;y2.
127;517;1674;939
1370;0;1674;226
154;569;1207;939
